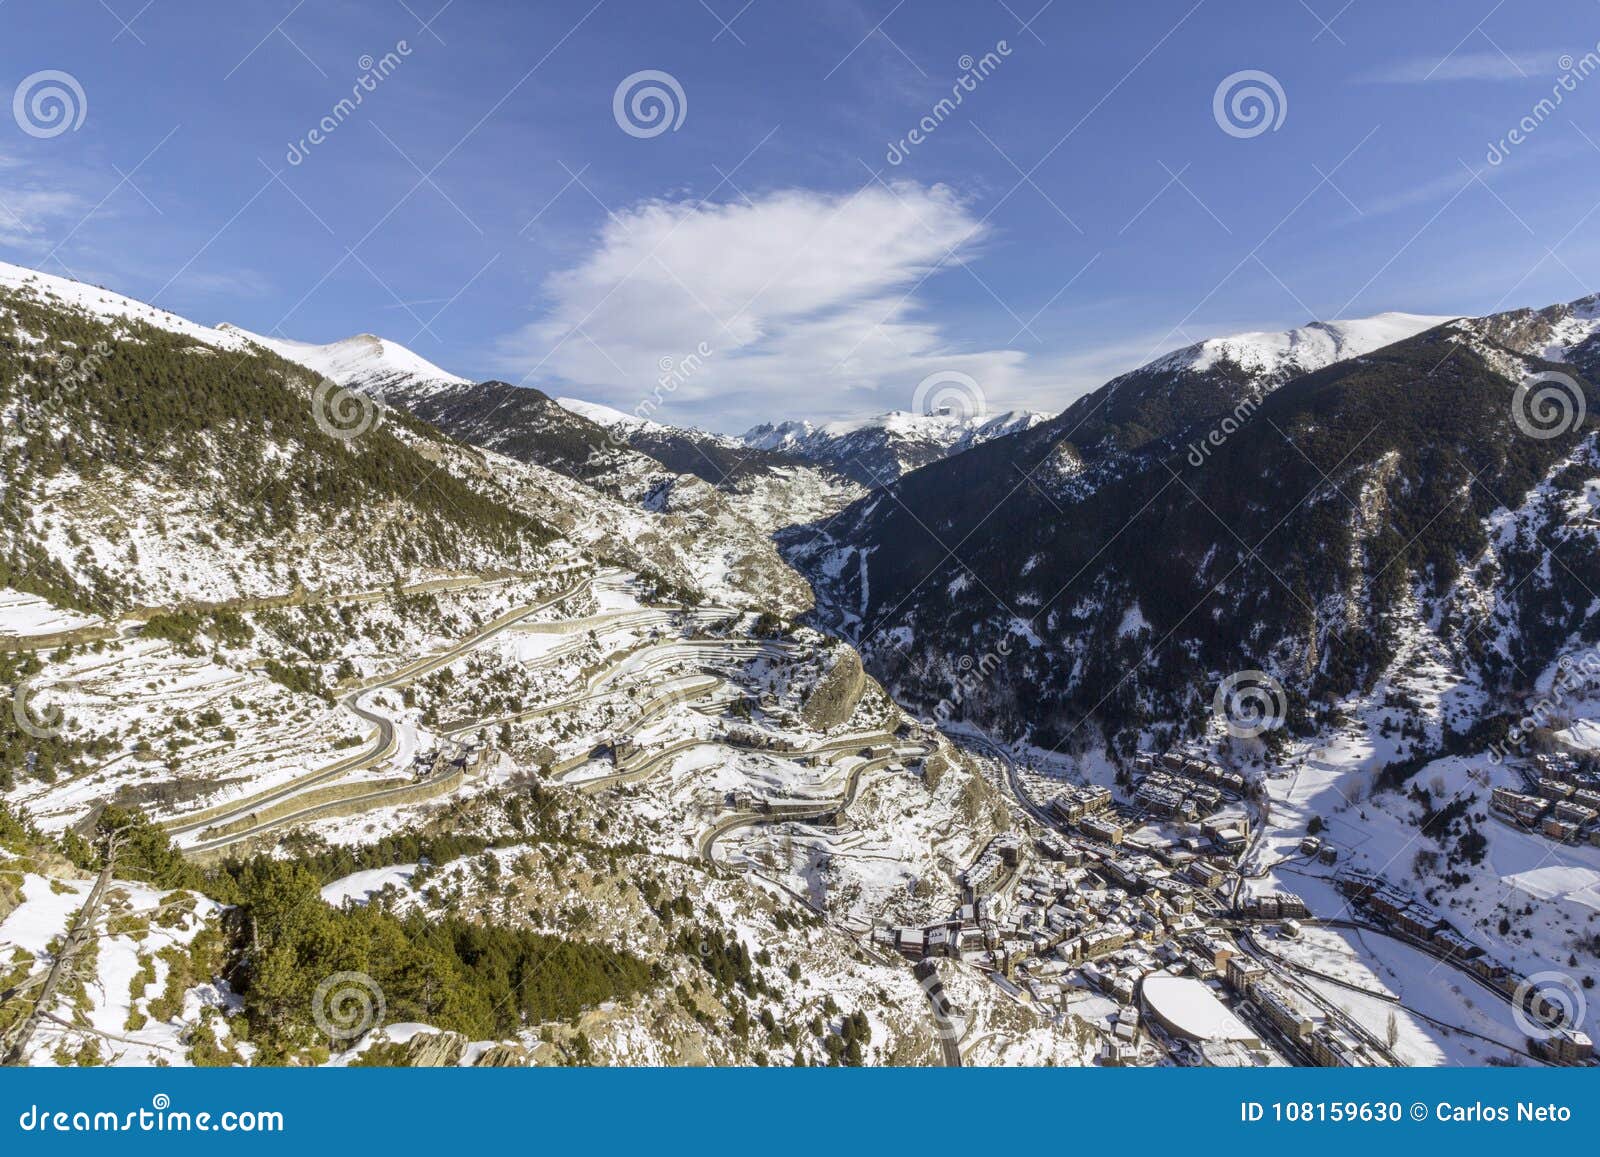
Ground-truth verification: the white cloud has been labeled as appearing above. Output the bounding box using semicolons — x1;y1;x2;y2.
0;186;84;249
1360;50;1553;84
493;183;1029;431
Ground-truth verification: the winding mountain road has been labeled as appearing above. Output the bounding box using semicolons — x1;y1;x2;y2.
169;576;587;852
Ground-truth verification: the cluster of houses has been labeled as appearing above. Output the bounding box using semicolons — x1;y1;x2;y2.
958;833;1024;900
1131;751;1246;819
1333;868;1593;1063
1298;834;1340;865
1334;869;1495;959
877;827;1219;979
1045;780;1248;857
1234;891;1308;920
1491;759;1600;845
871;780;1450;1067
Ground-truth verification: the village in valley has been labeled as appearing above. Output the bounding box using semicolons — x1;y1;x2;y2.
867;748;1597;1068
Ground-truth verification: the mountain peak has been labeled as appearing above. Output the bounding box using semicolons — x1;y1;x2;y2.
218;324;468;397
1141;311;1456;385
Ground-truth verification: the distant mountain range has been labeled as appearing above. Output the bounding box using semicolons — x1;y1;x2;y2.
741;409;1052;485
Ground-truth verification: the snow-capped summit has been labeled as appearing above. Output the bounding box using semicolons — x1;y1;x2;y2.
218;325;468;398
741;419;817;453
741;407;1051;485
1141;312;1456;386
555;396;670;438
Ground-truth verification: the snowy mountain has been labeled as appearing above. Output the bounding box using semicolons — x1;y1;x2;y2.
1;258;1590;1071
206;323;867;539
0;263;819;620
555;396;671;438
0;260;256;351
1141;312;1455;385
785;300;1600;763
0;264;1032;1072
219;325;468;398
742;408;1052;485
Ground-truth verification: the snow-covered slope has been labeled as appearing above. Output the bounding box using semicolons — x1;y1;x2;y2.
0;261;468;403
0;260;252;351
1142;312;1456;385
219;325;468;397
556;396;673;439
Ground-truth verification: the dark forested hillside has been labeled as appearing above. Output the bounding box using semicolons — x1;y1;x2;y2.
787;318;1600;754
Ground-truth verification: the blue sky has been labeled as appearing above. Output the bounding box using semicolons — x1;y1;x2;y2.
3;0;1600;431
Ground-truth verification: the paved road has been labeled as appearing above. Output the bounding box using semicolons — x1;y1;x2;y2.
695;742;926;860
171;577;587;851
956;729;1055;828
911;960;964;1067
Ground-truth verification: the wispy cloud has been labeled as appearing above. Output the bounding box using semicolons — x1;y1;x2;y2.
494;183;1029;430
0;152;86;250
0;187;85;248
1359;50;1553;84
